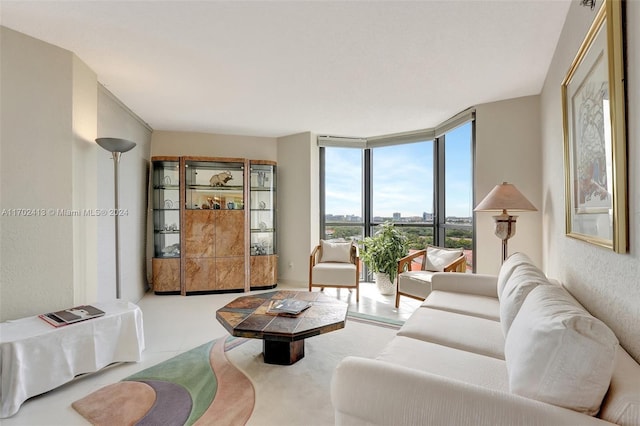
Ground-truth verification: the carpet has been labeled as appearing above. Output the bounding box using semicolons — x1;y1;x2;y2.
72;312;401;426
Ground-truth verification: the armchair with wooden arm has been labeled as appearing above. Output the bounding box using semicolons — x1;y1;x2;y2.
309;241;360;303
395;245;466;307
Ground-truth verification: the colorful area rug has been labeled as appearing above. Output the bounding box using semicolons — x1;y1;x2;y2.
72;312;402;426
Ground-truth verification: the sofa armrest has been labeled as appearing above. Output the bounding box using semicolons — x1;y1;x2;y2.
430;272;498;298
331;357;614;426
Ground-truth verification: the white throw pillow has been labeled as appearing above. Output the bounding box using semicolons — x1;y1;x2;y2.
424;246;463;272
499;263;550;336
505;285;619;415
320;240;352;263
497;252;533;298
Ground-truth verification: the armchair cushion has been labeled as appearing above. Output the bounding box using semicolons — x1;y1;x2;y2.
397;270;437;300
505;284;619;415
424;246;464;272
320;240;353;263
312;262;357;286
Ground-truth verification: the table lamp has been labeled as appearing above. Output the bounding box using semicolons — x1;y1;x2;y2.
474;182;537;263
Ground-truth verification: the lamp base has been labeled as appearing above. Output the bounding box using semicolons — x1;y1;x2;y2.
493;212;518;263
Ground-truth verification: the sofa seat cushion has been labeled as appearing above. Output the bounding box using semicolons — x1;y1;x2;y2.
398;307;505;359
376;336;509;391
397;271;436;299
421;290;500;321
505;285;619;416
311;262;357;285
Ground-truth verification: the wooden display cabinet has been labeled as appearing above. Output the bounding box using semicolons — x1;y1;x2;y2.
151;156;276;295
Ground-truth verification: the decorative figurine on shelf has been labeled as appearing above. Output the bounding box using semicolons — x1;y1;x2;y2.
209;171;233;186
162;243;180;256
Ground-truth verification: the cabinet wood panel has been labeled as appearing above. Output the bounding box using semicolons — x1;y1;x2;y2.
250;255;278;287
184;210;215;258
185;258;216;292
215;210;245;257
215;257;245;290
152;258;181;293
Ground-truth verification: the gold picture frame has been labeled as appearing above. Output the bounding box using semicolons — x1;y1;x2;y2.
561;0;627;253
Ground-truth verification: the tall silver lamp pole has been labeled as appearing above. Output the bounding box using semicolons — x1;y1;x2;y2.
96;137;137;299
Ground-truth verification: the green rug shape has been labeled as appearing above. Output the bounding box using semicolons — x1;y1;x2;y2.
125;340;217;425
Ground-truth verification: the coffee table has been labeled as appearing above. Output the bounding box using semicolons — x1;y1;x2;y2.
216;290;348;365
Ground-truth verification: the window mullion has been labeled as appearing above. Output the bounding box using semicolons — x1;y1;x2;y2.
435;135;446;246
364;148;372;238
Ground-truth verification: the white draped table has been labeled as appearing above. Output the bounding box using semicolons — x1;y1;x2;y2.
0;300;145;418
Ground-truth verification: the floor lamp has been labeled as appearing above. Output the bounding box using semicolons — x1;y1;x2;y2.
96;137;137;299
474;182;537;264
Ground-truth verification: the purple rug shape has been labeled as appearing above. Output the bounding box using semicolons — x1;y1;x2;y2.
135;380;192;426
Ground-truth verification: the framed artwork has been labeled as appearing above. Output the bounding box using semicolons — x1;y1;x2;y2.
561;0;627;253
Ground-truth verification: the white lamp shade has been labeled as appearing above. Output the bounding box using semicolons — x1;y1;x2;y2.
475;182;537;212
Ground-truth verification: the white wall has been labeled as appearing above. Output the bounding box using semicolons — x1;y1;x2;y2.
540;1;640;361
276;132;319;284
0;27;152;321
72;56;99;305
475;96;543;275
97;87;152;302
151;131;277;160
1;27;93;319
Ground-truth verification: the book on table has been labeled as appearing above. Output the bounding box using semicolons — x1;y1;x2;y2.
266;299;312;316
39;305;106;327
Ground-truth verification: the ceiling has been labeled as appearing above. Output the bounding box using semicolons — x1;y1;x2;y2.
1;1;571;138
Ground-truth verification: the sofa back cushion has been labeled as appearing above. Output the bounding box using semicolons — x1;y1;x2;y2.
496;252;533;297
499;262;550;336
423;246;463;272
505;285;619;416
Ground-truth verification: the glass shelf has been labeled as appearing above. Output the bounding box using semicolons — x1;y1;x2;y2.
249;163;276;257
185;161;244;210
152;159;181;259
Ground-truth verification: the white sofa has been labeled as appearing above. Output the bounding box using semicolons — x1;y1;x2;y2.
331;253;640;426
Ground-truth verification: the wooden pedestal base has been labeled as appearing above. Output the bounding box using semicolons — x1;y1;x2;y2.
263;339;305;365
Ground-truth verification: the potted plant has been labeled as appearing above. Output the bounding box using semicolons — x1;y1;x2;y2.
360;221;409;295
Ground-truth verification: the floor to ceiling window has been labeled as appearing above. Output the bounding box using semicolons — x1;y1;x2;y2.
322;147;364;242
320;111;475;275
440;121;474;268
371;141;435;250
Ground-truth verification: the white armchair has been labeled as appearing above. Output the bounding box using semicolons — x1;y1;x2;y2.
309;240;360;302
395;245;466;307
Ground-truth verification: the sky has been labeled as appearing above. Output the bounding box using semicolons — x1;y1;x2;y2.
325;122;472;218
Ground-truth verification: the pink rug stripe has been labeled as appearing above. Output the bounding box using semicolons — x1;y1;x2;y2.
194;337;255;425
71;381;156;426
